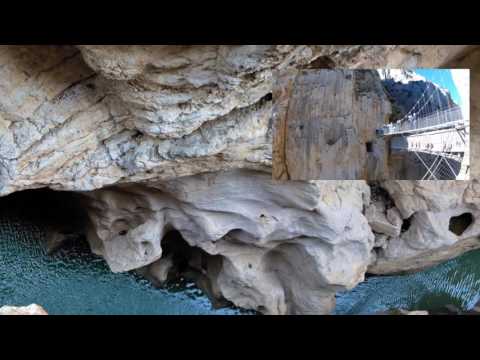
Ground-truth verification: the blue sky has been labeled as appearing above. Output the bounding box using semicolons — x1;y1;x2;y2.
414;69;461;107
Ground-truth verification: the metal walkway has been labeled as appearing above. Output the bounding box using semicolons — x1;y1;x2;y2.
376;73;469;180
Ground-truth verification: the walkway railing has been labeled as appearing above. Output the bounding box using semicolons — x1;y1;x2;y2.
378;106;465;136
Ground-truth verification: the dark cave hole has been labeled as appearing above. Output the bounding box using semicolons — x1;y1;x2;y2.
368;182;395;210
401;215;413;233
264;93;273;101
449;213;473;236
306;56;336;69
159;230;235;309
0;188;90;253
132;131;144;139
160;230;196;275
0;189;250;312
366;142;373;153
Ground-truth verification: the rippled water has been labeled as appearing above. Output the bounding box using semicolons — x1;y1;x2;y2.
3;192;480;315
335;250;480;314
0;213;245;315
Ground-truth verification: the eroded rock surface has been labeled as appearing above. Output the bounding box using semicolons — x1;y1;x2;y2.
1;45;479;314
368;181;480;274
84;170;373;314
0;304;48;315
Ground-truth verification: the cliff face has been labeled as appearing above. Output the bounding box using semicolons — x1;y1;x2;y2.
0;45;479;314
379;69;456;119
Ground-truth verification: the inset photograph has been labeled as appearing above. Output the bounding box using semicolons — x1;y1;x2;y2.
272;69;470;180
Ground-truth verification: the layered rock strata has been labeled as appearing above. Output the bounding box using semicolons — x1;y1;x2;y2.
0;45;479;314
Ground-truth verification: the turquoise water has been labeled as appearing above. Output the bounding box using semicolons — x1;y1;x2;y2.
0;212;244;315
2;191;480;315
335;249;480;314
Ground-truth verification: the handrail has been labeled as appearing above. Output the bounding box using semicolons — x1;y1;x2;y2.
379;107;464;136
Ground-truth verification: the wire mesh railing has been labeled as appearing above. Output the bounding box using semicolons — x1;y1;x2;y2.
378;106;465;136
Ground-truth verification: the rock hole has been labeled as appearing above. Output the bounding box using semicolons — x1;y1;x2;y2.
132;131;143;139
401;215;413;233
118;230;128;236
0;188;90;253
306;56;335;69
369;182;395;210
449;213;473;236
159;230;231;309
366;141;373;153
160;230;192;274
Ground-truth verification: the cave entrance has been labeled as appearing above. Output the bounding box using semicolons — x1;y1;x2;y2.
306;55;336;69
366;141;373;153
160;230;196;277
0;188;90;253
151;230;230;309
401;215;413;233
449;212;474;236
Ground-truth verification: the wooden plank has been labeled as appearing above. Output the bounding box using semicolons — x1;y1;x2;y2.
272;69;390;180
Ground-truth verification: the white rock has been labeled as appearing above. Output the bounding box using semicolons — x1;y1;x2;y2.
84;170;373;314
0;45;479;314
148;254;175;284
0;304;48;315
365;202;401;237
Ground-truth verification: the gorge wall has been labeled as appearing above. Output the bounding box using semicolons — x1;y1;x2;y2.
1;45;479;314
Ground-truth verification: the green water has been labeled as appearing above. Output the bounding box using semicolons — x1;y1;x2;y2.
0;213;245;315
335;250;480;314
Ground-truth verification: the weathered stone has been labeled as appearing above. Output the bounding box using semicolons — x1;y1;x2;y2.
365;202;401;237
369;180;480;274
146;254;175;285
0;304;48;315
0;45;479;314
374;234;389;249
83;170;373;314
386;207;403;228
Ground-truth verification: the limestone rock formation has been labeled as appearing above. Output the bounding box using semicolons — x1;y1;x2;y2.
0;304;48;315
0;45;475;194
0;45;479;314
368;180;480;274
84;171;373;314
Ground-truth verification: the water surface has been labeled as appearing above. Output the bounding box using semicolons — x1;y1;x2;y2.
0;212;244;315
335;249;480;314
3;194;480;315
